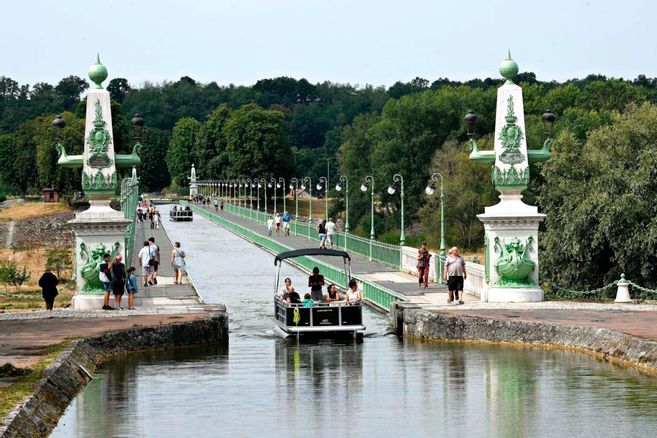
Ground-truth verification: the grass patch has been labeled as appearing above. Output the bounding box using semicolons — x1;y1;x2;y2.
0;341;71;423
0;202;72;222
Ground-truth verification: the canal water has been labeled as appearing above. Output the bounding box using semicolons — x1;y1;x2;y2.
52;209;657;437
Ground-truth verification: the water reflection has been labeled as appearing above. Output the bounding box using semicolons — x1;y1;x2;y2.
51;209;657;437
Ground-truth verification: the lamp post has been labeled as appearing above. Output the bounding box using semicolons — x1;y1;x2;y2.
247;178;253;219
317;176;328;221
269;178;277;215
278;177;286;215
290;178;299;235
361;176;375;240
336;176;349;233
302;176;312;238
388;174;405;246
256;180;261;212
426;173;446;284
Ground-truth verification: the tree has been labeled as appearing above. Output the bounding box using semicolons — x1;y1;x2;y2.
193;104;232;177
107;78;131;103
138;127;171;192
539;103;657;290
54;76;89;111
166;117;201;186
221;104;294;179
46;248;73;279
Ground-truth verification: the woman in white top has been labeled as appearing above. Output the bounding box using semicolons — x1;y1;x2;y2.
345;279;362;305
278;277;293;300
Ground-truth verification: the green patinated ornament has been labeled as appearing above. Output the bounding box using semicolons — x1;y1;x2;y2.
82;171;117;193
484;234;490;284
79;241;120;294
87;99;113;168
493;236;536;287
89;53;108;89
498;95;525;165
499;50;518;84
492;165;529;188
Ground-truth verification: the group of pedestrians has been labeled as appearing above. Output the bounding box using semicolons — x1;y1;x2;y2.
137;201;161;230
417;242;467;304
267;211;291;237
99;254;139;311
317;217;336;248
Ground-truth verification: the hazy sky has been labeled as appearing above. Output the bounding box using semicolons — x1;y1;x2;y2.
3;0;655;88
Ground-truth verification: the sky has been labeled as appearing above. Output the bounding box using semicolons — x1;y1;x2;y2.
3;0;655;88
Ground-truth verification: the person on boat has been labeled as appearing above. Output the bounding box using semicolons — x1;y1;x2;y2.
443;246;467;304
345;279;362;305
308;267;325;301
278;277;293;300
325;284;341;303
286;287;301;304
303;293;314;308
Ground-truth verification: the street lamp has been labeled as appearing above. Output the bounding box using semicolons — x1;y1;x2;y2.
269;178;277;215
426;172;446;284
260;177;269;214
246;178;253;218
336;176;349;233
317;176;328;221
303;176;312;237
278;177;286;215
361;176;375;240
388;174;405;246
290;177;299;234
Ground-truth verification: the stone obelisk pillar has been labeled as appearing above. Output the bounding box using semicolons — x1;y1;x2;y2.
470;53;551;302
189;164;198;198
57;55;137;309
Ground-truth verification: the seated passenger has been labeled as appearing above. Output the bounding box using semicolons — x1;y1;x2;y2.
286;287;301;304
345;279;362;305
278;277;293;300
303;293;314;308
325;284;341;303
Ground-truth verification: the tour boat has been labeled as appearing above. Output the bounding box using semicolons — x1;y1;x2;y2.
170;207;193;222
274;248;365;338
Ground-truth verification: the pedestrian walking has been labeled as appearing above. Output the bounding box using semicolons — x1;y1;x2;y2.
38;268;59;318
283;211;291;236
318;220;327;248
154;211;161;230
417;241;432;288
126;267;139;310
99;253;114;310
326;217;336;248
171;242;187;284
275;213;281;236
220;199;224;211
267;216;274;236
110;255;127;309
138;241;151;287
214;198;219;212
443;246;467;304
148;237;160;285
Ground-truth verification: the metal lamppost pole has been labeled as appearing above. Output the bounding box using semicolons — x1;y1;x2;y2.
427;173;446;284
290;178;299;235
361;176;375;240
302;176;312;238
278;177;286;215
336;176;349;233
389;174;405;246
256;180;261;213
269;178;277;215
318;176;328;221
247;178;253;219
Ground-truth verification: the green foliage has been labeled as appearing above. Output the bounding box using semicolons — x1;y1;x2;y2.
539;103;657;289
166;117;201;186
193;104;232;177
46;248;72;279
0;262;31;292
138;127;171;192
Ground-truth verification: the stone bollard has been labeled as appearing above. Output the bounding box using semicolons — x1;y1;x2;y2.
614;273;632;303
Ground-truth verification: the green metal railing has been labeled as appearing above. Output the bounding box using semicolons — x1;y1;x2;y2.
120;176;139;263
216;201;402;269
187;202;408;311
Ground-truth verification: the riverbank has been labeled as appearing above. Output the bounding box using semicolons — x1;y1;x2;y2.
0;307;228;438
394;302;657;374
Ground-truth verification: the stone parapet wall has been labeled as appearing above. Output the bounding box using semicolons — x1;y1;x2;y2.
395;305;657;372
0;312;228;438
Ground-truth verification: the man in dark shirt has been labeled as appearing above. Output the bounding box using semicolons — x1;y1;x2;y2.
99;253;113;310
308;267;325;301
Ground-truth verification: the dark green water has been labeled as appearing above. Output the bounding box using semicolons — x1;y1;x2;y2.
50;210;657;437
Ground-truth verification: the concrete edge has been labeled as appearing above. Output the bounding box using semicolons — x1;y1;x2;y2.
0;312;228;438
395;306;657;374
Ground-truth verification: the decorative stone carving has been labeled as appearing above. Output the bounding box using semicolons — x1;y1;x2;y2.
493;236;536;287
79;241;120;293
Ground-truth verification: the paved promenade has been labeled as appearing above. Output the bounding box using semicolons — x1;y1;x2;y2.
194;203;449;302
